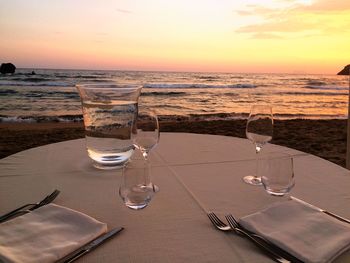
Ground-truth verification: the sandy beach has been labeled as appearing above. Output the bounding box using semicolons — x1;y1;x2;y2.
0;119;347;167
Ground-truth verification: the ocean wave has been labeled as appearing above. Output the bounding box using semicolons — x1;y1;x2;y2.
0;81;74;87
188;112;248;120
280;91;348;96
196;76;218;81
0;111;346;123
141;91;186;96
22;90;80;99
158;112;346;121
143;83;257;89
273;113;347;120
155;112;248;121
303;85;348;91
222;92;239;96
0;116;37;123
24;92;44;98
306;80;327;86
0;79;111;87
0;115;83;123
74;75;105;79
153;104;190;110
0;89;18;96
12;77;58;82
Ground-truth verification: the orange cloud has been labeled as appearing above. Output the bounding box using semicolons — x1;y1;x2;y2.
234;0;350;39
298;0;350;11
236;20;317;33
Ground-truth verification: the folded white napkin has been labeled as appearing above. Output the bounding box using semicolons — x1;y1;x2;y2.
0;204;107;263
239;199;350;263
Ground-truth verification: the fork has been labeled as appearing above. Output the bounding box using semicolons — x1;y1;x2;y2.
225;214;281;247
209;212;290;254
0;189;60;223
207;212;290;263
225;214;303;263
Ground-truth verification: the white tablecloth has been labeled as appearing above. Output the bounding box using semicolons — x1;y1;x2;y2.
1;133;350;262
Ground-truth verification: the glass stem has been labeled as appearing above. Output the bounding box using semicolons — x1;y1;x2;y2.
143;158;151;185
255;144;262;178
142;151;152;186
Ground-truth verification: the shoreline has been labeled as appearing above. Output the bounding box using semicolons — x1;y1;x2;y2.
0;119;347;167
1;113;348;123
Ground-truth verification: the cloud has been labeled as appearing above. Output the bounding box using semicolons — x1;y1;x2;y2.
234;0;350;39
235;5;281;17
236;19;315;33
297;0;350;11
250;32;283;39
116;8;132;14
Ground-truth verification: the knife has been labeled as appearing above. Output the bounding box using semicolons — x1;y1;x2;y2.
290;196;350;224
56;227;124;263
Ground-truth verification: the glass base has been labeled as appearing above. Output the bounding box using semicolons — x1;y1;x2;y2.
125;203;149;210
265;190;287;196
243;175;262;186
264;185;293;196
92;161;125;170
119;184;154;210
121;193;151;210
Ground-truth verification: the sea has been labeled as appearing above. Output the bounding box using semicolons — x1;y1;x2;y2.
0;68;349;123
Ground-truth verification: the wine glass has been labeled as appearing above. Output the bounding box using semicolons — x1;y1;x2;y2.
133;108;160;191
243;104;273;185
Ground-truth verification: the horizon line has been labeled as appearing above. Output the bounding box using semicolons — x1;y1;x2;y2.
14;66;339;76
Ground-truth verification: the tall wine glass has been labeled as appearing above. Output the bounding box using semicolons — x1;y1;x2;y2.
243;104;273;185
133;108;160;191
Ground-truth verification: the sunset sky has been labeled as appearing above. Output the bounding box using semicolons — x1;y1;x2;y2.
1;0;349;74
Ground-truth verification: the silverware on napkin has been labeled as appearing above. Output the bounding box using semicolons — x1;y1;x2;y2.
56;227;124;263
0;189;60;223
290;196;350;224
207;212;293;263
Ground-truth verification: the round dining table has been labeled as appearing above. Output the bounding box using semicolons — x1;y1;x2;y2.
1;133;350;262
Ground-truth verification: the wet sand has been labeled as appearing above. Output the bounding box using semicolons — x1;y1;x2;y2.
0;119;347;167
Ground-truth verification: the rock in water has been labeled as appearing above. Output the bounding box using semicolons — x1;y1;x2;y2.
337;65;350;75
0;63;16;74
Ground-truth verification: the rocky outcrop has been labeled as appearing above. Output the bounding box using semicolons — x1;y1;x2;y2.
0;63;16;74
337;65;350;75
